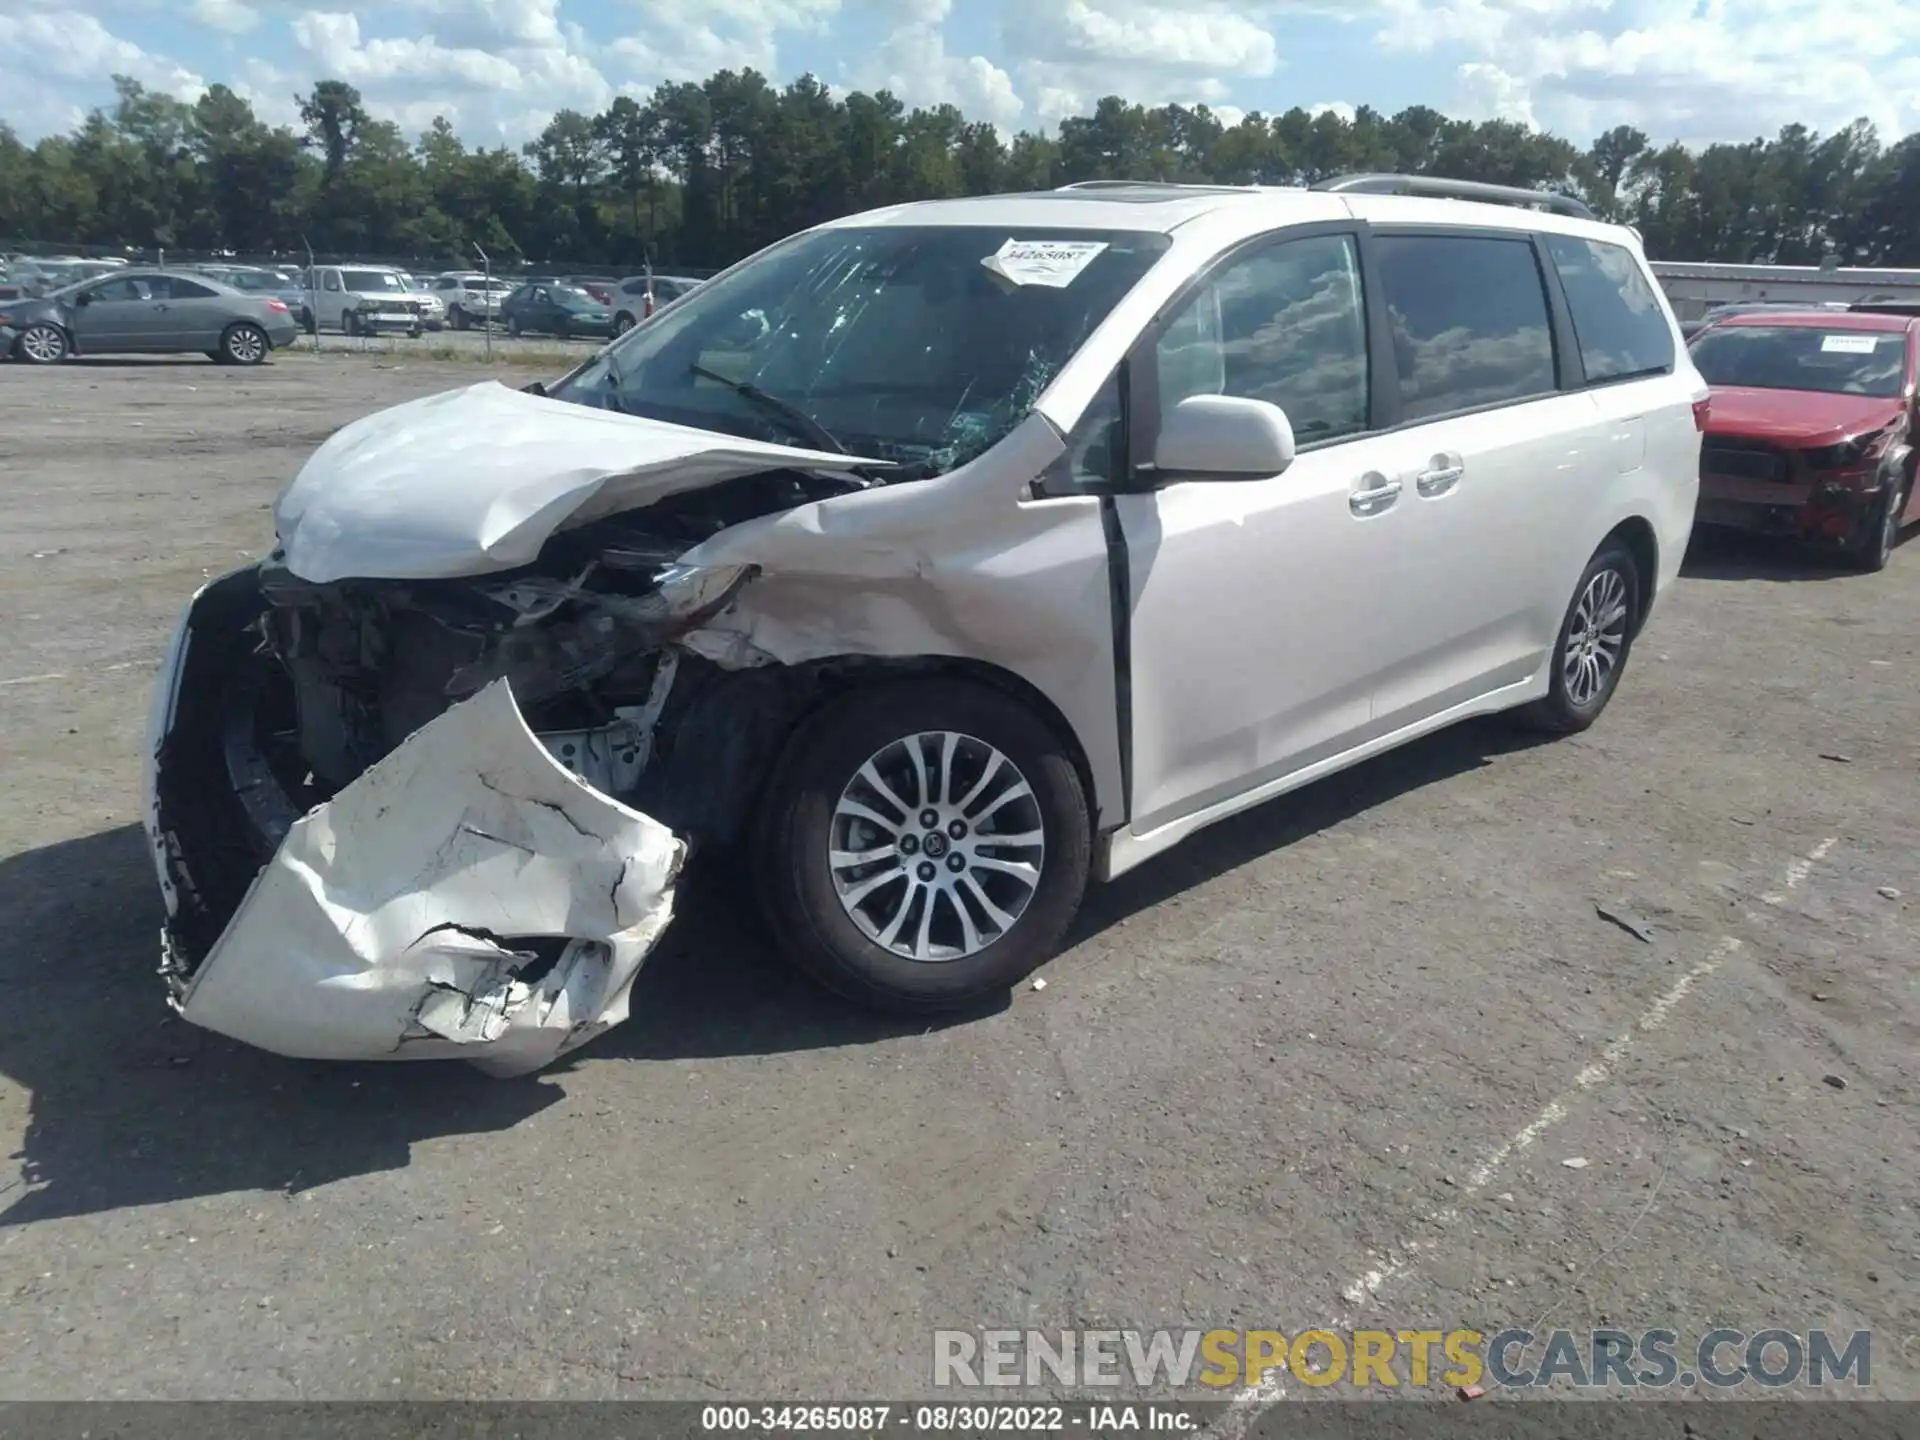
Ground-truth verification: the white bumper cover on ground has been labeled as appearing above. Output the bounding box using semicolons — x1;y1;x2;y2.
172;678;686;1077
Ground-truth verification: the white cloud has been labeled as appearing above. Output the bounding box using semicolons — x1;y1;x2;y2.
287;3;613;144
0;8;205;137
1005;0;1279;128
842;0;1022;132
1373;0;1920;144
190;0;261;34
1306;99;1355;123
1449;63;1535;128
604;0;840;89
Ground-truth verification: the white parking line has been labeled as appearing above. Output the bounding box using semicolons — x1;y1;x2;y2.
1763;835;1838;905
1208;837;1841;1434
0;655;157;688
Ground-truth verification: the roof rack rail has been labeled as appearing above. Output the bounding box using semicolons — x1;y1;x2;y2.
1310;173;1595;221
1054;179;1252;193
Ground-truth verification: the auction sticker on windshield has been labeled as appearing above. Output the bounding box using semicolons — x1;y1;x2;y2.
982;239;1110;289
1821;334;1881;354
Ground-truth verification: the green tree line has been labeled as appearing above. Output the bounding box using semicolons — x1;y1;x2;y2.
3;72;1919;269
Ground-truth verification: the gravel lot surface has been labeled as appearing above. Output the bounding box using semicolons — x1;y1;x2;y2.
304;328;600;364
1;355;1916;1409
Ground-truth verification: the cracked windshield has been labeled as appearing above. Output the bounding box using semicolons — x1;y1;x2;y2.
552;227;1168;478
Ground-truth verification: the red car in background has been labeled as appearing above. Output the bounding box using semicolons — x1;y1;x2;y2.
1689;310;1920;571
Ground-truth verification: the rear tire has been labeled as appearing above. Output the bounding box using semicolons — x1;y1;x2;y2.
452;306;469;331
614;312;635;335
1517;539;1641;735
16;323;68;364
344;311;361;337
221;322;269;366
753;678;1091;1013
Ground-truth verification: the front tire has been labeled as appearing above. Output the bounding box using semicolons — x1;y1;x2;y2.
16;323;68;364
507;316;523;337
1845;475;1906;573
753;678;1091;1013
614;312;635;335
221;322;269;366
452;306;469;331
1518;539;1640;735
344;311;361;337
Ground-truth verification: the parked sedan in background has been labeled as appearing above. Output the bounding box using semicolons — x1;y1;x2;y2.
499;282;615;338
565;275;617;304
195;263;314;332
1691;309;1919;570
610;273;703;332
5;257;121;298
1;268;298;365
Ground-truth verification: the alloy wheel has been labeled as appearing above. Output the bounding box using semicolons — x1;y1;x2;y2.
1563;565;1630;707
19;325;66;363
226;326;265;363
828;730;1046;962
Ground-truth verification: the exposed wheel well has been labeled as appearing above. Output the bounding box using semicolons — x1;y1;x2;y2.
637;650;1101;860
1604;517;1659;637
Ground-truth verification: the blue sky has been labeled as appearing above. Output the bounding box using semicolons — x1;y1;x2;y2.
5;0;1918;154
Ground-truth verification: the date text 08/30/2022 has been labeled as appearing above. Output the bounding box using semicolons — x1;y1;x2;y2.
701;1406;1200;1432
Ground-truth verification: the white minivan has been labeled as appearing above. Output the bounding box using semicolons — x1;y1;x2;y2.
147;174;1704;1073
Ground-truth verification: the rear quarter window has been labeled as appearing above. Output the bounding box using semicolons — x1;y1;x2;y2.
1544;235;1675;384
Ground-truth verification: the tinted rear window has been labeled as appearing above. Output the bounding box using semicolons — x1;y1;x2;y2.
1545;235;1674;383
1373;233;1557;420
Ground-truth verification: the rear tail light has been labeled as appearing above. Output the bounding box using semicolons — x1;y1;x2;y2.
267;300;289;313
1692;397;1712;431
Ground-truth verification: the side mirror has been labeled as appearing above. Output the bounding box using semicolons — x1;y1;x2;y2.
1153;394;1296;479
73;291;93;306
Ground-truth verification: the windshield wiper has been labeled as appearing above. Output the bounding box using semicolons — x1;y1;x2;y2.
688;362;852;457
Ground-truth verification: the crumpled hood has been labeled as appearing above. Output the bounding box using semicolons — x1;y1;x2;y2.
275;381;871;583
1704;385;1906;448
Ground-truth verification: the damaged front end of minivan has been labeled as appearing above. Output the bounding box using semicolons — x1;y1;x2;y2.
145;382;898;1076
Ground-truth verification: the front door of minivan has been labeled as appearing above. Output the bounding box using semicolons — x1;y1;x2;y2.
1114;226;1409;837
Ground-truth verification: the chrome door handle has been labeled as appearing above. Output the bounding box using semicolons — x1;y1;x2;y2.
1416;463;1463;497
1349;475;1402;516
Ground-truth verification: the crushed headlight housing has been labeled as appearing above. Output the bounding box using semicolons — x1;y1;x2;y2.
1804;427;1890;469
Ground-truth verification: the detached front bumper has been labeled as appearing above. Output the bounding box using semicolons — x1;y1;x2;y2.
144;586;687;1077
